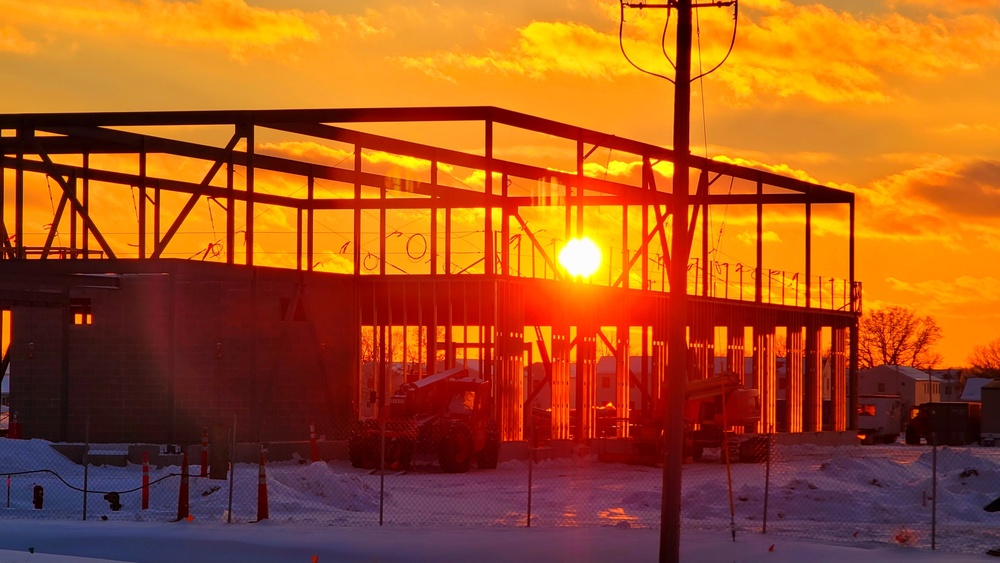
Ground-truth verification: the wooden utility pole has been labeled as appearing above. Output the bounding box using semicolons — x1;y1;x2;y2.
621;1;736;562
663;1;692;561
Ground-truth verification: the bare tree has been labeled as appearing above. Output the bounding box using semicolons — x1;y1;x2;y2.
360;325;446;372
858;306;942;370
969;338;1000;378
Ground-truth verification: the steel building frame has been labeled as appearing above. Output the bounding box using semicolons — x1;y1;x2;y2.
0;107;859;443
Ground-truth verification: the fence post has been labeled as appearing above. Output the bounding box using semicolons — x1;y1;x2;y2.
82;417;90;521
201;427;209;478
379;417;385;526
309;423;320;463
527;416;534;528
763;426;773;534
931;443;938;549
141;451;149;510
227;416;236;524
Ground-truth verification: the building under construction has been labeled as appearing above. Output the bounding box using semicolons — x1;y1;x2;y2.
0;107;859;445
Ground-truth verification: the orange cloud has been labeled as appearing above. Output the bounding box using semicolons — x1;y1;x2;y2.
887;276;1000;307
259;140;431;171
0;0;330;61
711;155;822;184
398;1;1000;105
737;230;782;245
843;157;1000;251
904;159;1000;218
933;122;999;135
0;25;36;54
887;0;1000;11
715;3;1000;104
397;20;626;82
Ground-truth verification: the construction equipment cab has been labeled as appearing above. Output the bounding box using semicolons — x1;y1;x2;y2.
348;367;500;473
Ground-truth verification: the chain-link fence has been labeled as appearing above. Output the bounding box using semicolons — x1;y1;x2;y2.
3;432;1000;556
761;440;1000;554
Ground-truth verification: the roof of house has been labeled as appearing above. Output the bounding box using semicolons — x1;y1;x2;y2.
864;364;945;382
595;356;655;375
961;378;993;401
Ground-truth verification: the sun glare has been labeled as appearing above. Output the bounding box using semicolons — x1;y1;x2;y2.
558;237;601;278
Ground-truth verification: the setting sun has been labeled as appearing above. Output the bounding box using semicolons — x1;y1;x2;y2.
558;237;601;279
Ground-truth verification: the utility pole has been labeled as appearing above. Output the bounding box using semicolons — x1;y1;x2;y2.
664;1;692;562
620;2;736;562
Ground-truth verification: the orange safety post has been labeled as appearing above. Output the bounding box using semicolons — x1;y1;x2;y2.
176;449;190;521
309;423;319;463
256;449;269;521
200;427;209;477
141;451;150;510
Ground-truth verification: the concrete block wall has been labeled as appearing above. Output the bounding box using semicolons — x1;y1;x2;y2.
8;260;359;446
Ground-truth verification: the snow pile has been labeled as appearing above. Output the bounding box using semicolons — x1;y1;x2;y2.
268;462;383;512
1;439;1000;558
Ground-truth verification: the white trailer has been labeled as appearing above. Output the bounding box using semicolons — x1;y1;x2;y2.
980;380;1000;446
857;394;902;445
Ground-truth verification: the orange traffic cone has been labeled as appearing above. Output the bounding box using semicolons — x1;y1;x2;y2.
176;450;189;521
255;449;269;521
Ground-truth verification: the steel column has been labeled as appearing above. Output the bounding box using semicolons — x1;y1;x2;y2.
786;324;804;433
550;322;571;441
227;155;235;265
832;326;847;432
139;149;147;259
306;175;314;271
615;324;630;438
575;294;597;442
753;317;777;434
15;148;23;259
727;323;745;382
244;124;254;267
804;322;824;432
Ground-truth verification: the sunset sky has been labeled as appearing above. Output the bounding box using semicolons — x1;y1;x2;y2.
2;0;999;367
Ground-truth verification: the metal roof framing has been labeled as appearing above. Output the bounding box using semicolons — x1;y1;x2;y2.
0;106;856;311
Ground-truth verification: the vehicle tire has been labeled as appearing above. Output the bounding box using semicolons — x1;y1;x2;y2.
348;420;380;469
881;433;897;445
477;419;500;469
904;425;920;445
438;421;475;473
395;436;415;471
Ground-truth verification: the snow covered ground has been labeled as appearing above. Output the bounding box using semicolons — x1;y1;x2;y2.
1;438;1000;562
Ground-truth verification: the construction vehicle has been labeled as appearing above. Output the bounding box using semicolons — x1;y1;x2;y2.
980;381;1000;446
904;401;981;446
856;394;902;444
348;367;499;473
597;372;763;464
684;373;763;462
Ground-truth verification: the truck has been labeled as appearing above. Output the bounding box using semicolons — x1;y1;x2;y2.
980;380;1000;446
856;394;902;444
904;401;981;446
347;366;499;473
597;372;763;464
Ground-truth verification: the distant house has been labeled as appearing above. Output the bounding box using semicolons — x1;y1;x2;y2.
960;377;992;402
524;356;654;413
927;369;964;402
594;356;654;410
859;365;942;414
